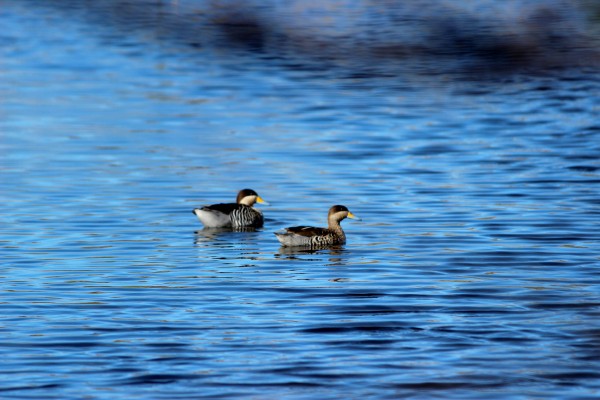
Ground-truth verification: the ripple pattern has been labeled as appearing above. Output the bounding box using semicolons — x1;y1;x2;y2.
1;1;600;399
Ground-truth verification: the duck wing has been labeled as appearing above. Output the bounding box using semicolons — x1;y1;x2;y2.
285;226;330;237
203;203;240;215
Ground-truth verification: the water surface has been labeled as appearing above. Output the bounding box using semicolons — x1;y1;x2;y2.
1;1;600;399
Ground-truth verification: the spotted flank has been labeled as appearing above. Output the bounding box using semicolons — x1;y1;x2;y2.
275;205;359;247
193;189;268;228
275;226;344;247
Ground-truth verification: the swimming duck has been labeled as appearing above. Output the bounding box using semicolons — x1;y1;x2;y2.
275;205;360;247
192;189;268;228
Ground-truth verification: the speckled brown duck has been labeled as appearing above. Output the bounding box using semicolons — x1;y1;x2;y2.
274;205;360;247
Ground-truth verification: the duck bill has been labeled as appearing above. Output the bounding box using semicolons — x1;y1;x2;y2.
347;211;361;221
256;196;270;205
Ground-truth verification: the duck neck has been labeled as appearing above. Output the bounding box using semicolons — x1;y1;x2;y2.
328;218;345;238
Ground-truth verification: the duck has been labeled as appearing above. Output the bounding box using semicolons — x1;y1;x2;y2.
192;189;268;228
275;205;360;247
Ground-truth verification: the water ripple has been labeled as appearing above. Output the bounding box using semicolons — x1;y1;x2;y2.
1;1;600;399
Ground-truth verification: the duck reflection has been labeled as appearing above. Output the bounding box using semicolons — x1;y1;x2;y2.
275;245;347;266
193;227;260;244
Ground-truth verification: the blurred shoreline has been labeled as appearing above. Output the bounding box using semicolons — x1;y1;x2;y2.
16;0;600;74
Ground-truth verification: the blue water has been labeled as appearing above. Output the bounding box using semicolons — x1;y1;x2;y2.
1;1;600;399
